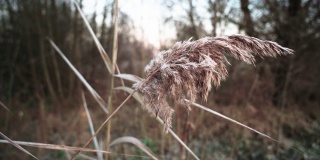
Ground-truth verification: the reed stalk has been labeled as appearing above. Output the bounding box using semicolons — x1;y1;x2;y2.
106;0;118;159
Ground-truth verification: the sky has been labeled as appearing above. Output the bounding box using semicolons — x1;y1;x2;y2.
82;0;174;48
82;0;239;49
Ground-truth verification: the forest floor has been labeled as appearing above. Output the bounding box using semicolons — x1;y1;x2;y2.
0;97;319;160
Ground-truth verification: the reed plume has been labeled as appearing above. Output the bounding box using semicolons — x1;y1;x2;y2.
133;35;294;132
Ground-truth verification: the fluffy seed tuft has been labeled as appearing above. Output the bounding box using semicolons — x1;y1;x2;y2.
134;35;294;132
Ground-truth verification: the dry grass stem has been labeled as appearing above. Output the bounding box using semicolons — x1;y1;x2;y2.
134;35;294;131
71;90;138;160
81;91;103;160
113;78;199;160
106;1;119;159
156;117;200;160
48;38;109;114
0;132;38;160
0;101;11;112
75;2;112;73
0;139;151;159
74;2;124;86
186;99;277;141
109;136;159;160
187;99;305;156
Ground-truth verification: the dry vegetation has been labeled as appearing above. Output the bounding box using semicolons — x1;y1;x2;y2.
0;0;319;160
135;35;293;132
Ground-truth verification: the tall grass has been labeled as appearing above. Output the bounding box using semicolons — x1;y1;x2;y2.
0;2;304;160
0;132;38;159
106;0;119;159
69;32;296;159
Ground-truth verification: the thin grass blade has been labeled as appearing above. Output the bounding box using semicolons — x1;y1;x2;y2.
114;86;143;104
75;1;125;86
58;139;72;159
71;70;162;159
109;136;159;160
186;99;305;155
74;2;112;73
71;89;138;160
58;138;96;160
0;138;110;153
112;77;198;159
111;85;197;159
0;101;10;112
81;91;103;160
0;132;38;160
0;139;151;159
106;0;120;156
77;154;98;160
48;39;108;114
114;74;143;83
156;117;200;160
185;99;277;141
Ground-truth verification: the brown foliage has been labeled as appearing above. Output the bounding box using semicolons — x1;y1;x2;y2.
134;35;293;131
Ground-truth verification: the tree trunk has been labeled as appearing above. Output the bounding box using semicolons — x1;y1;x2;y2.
240;0;257;37
35;0;60;108
208;0;218;36
187;0;199;39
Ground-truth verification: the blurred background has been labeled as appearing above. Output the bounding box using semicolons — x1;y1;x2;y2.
0;0;319;159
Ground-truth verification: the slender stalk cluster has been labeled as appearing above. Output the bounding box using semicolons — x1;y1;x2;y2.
134;35;294;132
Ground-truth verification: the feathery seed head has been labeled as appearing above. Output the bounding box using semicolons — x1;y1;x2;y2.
134;35;294;132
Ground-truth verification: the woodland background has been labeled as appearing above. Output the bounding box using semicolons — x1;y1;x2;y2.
0;0;319;159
